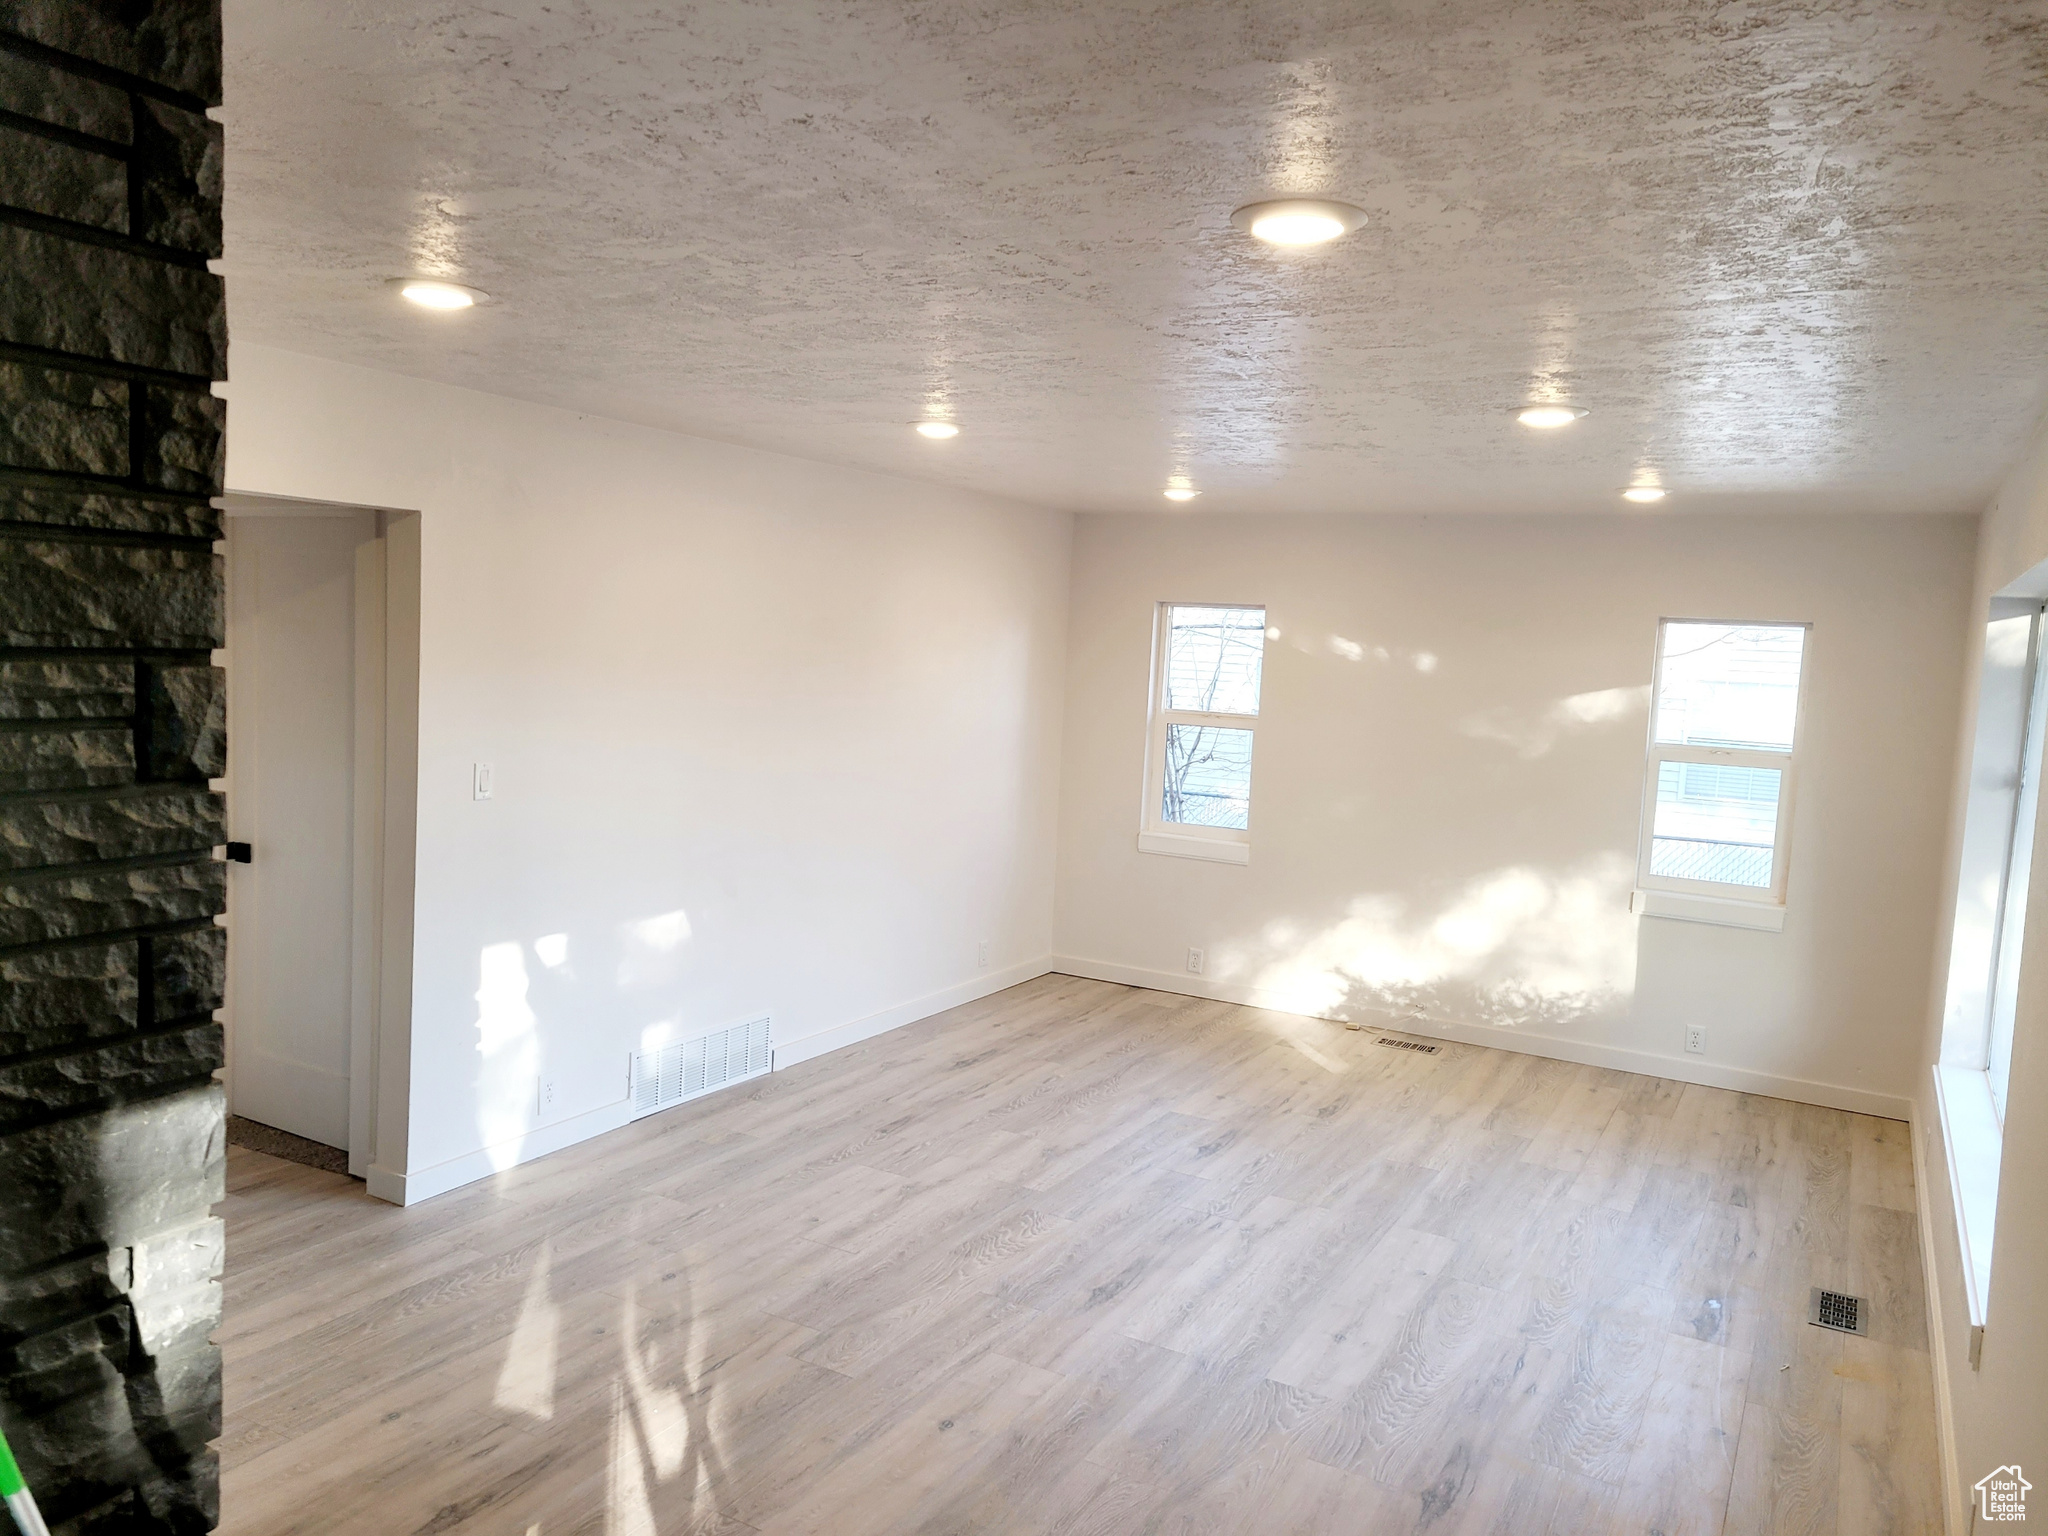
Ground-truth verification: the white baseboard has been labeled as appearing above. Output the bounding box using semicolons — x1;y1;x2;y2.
363;1164;406;1205
1050;955;1913;1122
365;1097;634;1206
773;957;1054;1070
1909;1097;1965;1536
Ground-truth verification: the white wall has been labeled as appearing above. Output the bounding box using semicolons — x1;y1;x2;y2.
1053;512;1974;1116
1918;418;2048;1520
224;343;1071;1200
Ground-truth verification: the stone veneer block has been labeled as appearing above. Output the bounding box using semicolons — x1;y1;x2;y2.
0;1307;128;1414
0;360;129;478
0;124;126;232
0;1378;153;1505
0;722;134;791
133;100;222;257
0;856;223;947
0;484;221;540
139;386;225;495
142;663;223;779
150;922;223;1022
0;226;224;378
0;1378;216;1533
0;541;223;648
0;51;132;142
0;0;224;104
0;938;140;1057
0;1018;223;1132
0;658;133;720
0;786;224;869
0;1082;225;1267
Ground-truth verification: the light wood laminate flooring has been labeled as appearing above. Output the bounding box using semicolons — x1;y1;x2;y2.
218;975;1941;1535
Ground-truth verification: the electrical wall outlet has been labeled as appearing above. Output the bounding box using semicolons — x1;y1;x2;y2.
1685;1026;1706;1055
1187;947;1205;976
977;940;989;968
537;1076;555;1116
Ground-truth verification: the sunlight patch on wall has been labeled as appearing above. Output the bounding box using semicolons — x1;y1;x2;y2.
1319;634;1439;673
534;932;570;968
633;911;691;950
1460;684;1650;759
638;1018;683;1054
474;941;540;1167
619;909;693;989
1235;853;1638;1030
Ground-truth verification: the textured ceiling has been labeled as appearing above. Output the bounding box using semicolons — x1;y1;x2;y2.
222;1;2048;515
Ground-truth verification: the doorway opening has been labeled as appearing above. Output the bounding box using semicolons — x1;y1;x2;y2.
221;494;419;1188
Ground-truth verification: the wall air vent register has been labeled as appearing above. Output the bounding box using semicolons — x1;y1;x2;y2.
632;1015;773;1117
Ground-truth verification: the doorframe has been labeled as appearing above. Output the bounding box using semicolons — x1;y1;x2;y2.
220;492;420;1185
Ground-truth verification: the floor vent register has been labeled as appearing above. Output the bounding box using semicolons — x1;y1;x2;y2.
1808;1288;1868;1335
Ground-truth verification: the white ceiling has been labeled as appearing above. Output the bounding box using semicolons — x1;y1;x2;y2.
223;1;2048;516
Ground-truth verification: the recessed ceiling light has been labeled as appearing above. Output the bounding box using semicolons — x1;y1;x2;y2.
913;420;959;439
1514;404;1589;428
1163;486;1199;502
1622;486;1667;503
392;278;485;310
1230;198;1367;247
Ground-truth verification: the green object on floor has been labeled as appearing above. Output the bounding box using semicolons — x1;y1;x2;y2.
0;1426;52;1536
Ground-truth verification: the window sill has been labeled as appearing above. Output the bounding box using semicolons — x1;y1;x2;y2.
1934;1063;2000;1340
1138;830;1249;865
1630;887;1785;931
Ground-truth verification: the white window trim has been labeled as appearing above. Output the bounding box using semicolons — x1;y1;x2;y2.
1137;601;1263;862
1632;618;1811;927
1137;829;1251;865
1934;1062;2001;1343
1628;887;1787;932
1931;593;2048;1363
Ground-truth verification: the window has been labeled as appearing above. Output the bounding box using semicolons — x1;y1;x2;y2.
1981;607;2045;1126
1138;603;1266;864
1632;620;1809;928
1935;597;2048;1348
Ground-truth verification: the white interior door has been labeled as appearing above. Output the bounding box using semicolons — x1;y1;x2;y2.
226;511;377;1148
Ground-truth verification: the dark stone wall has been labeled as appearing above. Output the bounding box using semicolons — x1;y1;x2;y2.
0;3;227;1531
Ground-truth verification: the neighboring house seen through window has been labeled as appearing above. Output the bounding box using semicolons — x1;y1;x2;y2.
1139;603;1266;864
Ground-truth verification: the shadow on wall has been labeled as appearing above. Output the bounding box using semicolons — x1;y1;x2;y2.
1217;852;1642;1034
